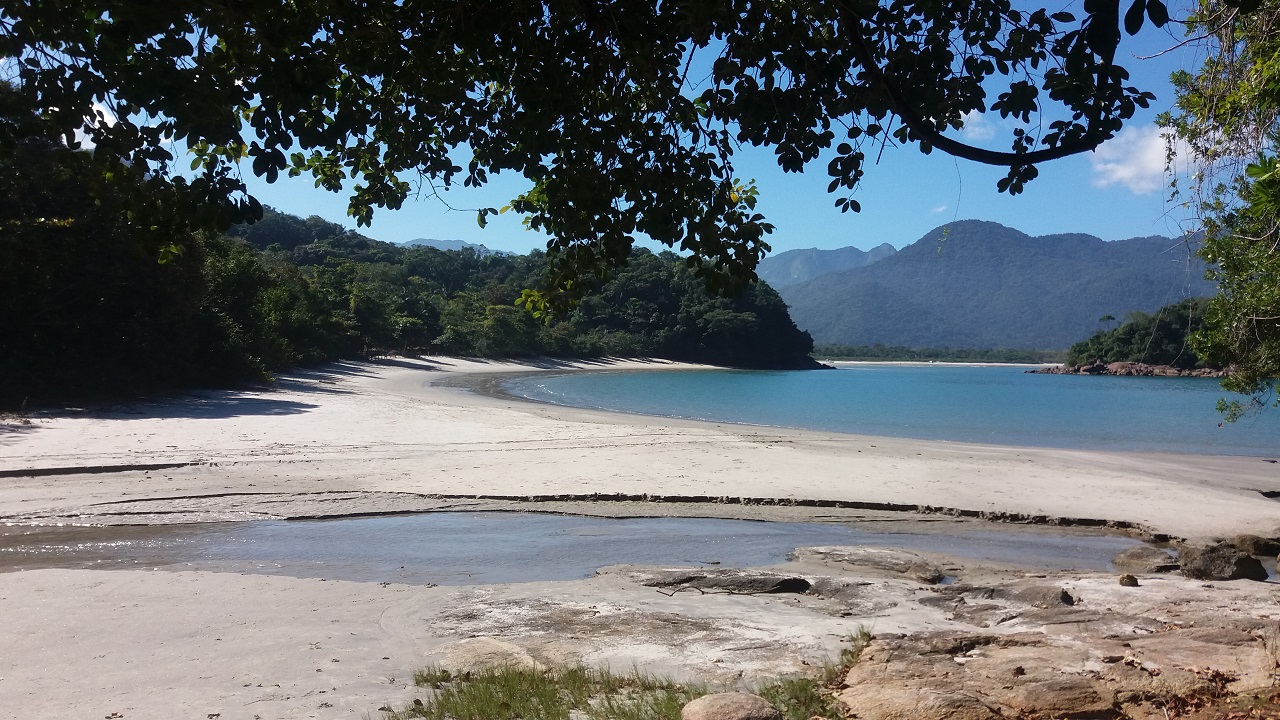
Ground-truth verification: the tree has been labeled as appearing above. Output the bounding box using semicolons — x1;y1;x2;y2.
1;0;1170;309
1164;0;1279;417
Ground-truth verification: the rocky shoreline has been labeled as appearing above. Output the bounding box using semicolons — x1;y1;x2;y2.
1030;361;1227;378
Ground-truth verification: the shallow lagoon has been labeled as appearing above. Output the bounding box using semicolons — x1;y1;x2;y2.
0;512;1144;584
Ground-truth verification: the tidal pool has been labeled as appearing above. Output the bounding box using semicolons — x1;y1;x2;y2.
0;512;1145;585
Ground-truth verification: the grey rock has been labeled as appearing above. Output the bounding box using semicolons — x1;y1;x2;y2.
640;568;812;594
791;546;946;583
995;585;1076;608
1112;545;1179;573
681;693;781;720
1229;534;1280;557
1179;543;1269;581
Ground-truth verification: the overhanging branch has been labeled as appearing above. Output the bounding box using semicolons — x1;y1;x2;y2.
838;12;1109;167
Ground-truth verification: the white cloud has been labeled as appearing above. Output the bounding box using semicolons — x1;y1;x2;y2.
71;102;117;150
958;111;996;142
931;204;948;214
1090;125;1182;195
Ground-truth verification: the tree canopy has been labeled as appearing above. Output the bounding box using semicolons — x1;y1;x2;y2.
1;0;1171;308
1164;0;1279;416
1063;298;1212;368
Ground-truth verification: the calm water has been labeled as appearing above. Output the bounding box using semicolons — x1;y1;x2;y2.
0;512;1143;583
503;365;1280;456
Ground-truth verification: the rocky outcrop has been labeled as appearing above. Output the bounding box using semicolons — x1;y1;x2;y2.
837;628;1255;720
1229;534;1280;557
682;693;781;720
1179;543;1269;581
1111;545;1180;574
1031;362;1226;377
790;546;946;584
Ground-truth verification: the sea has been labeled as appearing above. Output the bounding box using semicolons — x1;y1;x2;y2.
501;364;1280;457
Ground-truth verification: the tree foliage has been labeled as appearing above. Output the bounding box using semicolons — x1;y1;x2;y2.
0;0;1169;307
1164;0;1280;415
1063;298;1212;368
2;188;817;406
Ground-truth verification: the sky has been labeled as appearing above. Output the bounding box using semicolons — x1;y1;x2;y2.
238;18;1205;255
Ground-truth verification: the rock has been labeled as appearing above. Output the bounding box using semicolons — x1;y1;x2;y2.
1179;543;1269;581
681;693;781;720
991;676;1116;717
440;637;544;673
1118;574;1139;587
1112;545;1179;573
791;546;946;584
995;585;1076;608
640;568;813;594
1229;534;1280;556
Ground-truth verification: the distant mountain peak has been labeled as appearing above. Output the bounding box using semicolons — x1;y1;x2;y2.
757;243;897;288
777;222;1214;350
401;238;505;254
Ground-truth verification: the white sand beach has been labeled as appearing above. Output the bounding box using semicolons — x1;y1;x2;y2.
2;356;1276;538
2;357;1278;720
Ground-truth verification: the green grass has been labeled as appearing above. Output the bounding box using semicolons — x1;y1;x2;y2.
382;629;872;720
383;665;704;720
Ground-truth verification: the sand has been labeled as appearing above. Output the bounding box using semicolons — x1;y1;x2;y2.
2;356;1276;538
2;357;1278;719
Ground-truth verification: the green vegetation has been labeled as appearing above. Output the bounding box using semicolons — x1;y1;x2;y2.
385;663;849;720
386;665;704;720
2;1;1170;307
2;170;816;407
387;629;872;720
815;345;1063;364
1063;299;1212;368
1165;0;1280;416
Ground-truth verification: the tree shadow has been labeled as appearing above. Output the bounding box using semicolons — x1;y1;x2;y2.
0;421;39;445
96;391;321;420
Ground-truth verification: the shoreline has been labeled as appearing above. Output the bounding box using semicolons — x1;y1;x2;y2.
2;355;1276;540
461;362;1275;461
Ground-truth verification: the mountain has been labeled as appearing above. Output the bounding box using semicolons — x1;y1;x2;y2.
778;220;1215;349
401;238;502;254
757;243;896;288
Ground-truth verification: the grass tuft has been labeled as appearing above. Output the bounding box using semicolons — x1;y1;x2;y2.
384;630;872;720
383;665;704;720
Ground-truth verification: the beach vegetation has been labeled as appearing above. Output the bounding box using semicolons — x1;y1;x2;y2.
383;659;854;720
1165;0;1280;415
1063;298;1212;368
1;196;817;407
385;665;704;720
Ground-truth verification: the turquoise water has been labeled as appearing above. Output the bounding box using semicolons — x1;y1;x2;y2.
502;365;1280;456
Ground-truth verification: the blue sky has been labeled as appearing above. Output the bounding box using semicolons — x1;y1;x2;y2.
239;20;1202;255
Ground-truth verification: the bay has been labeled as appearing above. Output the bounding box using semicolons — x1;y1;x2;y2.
502;365;1279;456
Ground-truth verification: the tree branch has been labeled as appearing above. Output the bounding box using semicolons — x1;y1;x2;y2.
837;12;1109;167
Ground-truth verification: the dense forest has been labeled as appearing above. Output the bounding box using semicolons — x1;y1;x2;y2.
813;345;1063;363
1062;299;1212;368
1;141;815;408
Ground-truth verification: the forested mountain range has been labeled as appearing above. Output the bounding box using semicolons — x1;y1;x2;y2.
778;221;1216;349
755;243;897;288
